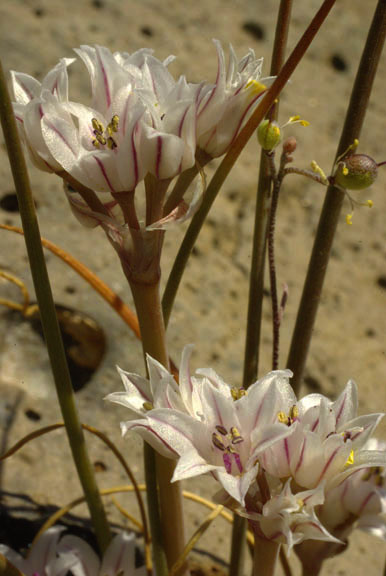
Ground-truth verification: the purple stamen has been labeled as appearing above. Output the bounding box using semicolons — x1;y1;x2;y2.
233;452;243;474
223;451;232;474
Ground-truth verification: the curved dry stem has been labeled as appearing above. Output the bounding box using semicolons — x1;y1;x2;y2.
0;224;179;378
32;483;254;574
0;554;25;576
0;224;140;338
169;505;224;576
0;270;31;314
0;422;149;568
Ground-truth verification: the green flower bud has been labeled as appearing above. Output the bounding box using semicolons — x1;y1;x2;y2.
257;120;281;151
335;154;378;190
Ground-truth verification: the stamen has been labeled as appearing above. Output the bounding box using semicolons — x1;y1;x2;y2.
94;132;107;146
345;449;355;466
277;411;288;424
311;160;328;184
232;451;243;474
143;401;154;411
216;425;228;436
231;387;247;400
92;117;104;133
245;79;266;95
289;405;299;421
92;139;100;149
223;451;232;474
230;426;244;445
212;433;226;451
107;137;117;150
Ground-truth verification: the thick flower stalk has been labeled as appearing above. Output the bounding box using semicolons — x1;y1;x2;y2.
0;527;146;576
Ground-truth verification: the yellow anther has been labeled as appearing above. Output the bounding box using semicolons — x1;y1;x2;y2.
143;401;154;411
92;139;100;149
107;137;117;150
300;120;310;126
231;387;247;401
277;411;288;424
246;79;267;95
212;432;226;451
111;114;119;130
289;115;300;122
345;449;355;466
230;427;244;445
311;161;328;184
342;165;349;176
346;213;353;225
92;117;104;133
367;199;373;208
94;132;107;146
289;405;299;420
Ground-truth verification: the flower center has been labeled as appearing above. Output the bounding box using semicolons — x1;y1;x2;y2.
91;115;119;149
277;405;298;426
212;425;244;474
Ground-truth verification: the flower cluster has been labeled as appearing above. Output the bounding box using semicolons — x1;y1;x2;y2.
107;347;386;557
0;527;146;576
11;42;271;281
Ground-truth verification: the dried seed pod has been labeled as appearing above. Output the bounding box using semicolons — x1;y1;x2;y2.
334;154;378;190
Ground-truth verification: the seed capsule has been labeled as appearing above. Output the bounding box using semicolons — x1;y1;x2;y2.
257;120;281;151
335;154;378;190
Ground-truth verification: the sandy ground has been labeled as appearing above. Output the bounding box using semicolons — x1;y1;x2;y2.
0;0;385;574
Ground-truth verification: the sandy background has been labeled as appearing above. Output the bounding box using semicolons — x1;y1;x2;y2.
0;0;385;574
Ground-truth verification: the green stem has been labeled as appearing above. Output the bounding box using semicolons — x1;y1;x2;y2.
129;280;187;576
162;0;336;331
230;4;293;575
253;537;280;576
0;60;111;552
286;0;386;394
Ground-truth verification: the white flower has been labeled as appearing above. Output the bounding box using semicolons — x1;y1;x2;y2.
57;531;146;576
260;380;384;489
218;478;340;553
0;526;80;576
195;40;274;157
0;528;145;576
107;348;295;505
319;438;386;540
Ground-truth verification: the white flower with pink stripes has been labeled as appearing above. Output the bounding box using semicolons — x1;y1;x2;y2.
108;348;295;505
260;379;383;489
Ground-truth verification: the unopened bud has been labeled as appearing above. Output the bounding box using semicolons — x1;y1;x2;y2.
335;154;378;190
283;137;297;154
257;120;281;151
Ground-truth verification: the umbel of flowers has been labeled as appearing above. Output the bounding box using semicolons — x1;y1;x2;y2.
11;42;271;283
107;346;386;566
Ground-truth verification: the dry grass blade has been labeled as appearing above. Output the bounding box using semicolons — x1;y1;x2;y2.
0;223;178;377
0;422;150;573
169;505;224;576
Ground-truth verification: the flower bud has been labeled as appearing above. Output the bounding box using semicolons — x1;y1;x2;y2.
257;119;281;151
283;136;297;154
334;154;378;190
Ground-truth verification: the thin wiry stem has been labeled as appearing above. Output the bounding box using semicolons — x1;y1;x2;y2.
0;58;111;552
287;0;386;393
162;0;337;336
230;3;293;576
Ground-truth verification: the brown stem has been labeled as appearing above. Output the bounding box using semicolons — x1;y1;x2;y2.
253;536;280;576
267;176;281;370
129;280;187;576
286;0;386;393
